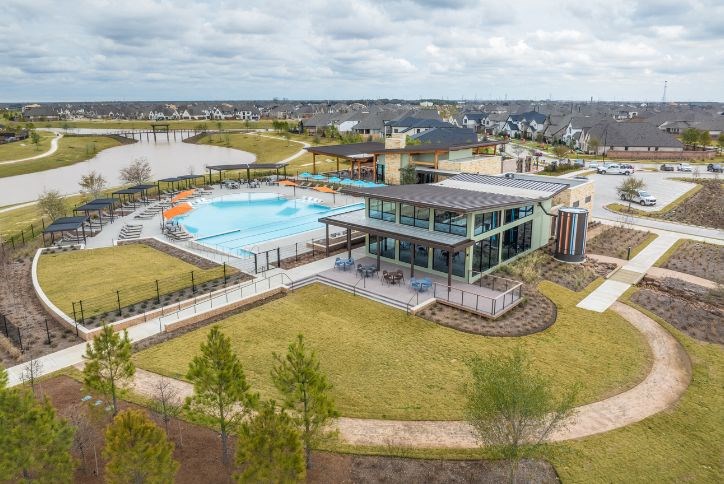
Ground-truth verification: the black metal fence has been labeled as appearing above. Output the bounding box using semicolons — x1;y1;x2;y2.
0;219;48;253
1;312;24;351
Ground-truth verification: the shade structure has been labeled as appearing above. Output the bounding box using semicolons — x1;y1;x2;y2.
328;176;342;183
299;172;312;178
340;178;354;185
313;186;336;193
171;189;195;203
163;202;192;220
311;174;326;180
351;180;368;187
278;180;298;187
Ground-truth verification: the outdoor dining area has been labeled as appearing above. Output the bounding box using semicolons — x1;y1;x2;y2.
322;256;522;317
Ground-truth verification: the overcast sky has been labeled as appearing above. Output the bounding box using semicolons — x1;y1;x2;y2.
2;0;722;102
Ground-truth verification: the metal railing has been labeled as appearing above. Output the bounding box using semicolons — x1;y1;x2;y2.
432;279;523;317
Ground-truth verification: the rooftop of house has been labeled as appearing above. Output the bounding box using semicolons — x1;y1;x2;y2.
588;120;683;148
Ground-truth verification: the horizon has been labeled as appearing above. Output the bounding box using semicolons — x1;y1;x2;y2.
2;0;723;103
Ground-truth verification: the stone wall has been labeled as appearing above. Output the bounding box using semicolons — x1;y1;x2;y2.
438;156;503;175
553;181;595;212
605;150;715;160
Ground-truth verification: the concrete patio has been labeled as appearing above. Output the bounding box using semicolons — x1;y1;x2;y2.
317;257;522;317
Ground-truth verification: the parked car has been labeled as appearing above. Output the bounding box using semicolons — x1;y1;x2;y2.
574;159;585;167
660;164;675;172
533;150;543;157
707;163;723;173
597;163;632;175
620;189;656;206
588;161;599;169
676;163;693;172
619;163;635;171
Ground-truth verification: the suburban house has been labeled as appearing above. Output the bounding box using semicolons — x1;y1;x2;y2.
460;112;489;132
385;117;452;137
561;116;608;148
503;111;548;139
319;173;576;285
583;120;684;155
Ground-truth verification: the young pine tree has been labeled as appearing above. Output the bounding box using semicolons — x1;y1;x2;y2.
235;400;305;483
272;334;338;469
83;325;135;415
185;326;258;465
103;409;179;484
0;387;76;481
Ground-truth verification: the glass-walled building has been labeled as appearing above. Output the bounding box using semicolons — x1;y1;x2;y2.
320;173;568;284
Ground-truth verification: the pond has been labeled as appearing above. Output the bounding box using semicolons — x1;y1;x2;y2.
0;129;256;206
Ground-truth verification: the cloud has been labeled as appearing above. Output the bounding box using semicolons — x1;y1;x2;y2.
0;0;721;101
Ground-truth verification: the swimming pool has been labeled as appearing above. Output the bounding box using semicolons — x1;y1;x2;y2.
175;193;363;256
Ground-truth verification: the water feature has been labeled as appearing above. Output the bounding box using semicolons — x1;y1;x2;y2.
0;129;255;206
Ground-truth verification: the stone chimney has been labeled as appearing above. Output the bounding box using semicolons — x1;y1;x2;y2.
385;133;406;150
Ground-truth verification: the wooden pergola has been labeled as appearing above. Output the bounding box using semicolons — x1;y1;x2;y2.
206;162;289;187
305;142;384;178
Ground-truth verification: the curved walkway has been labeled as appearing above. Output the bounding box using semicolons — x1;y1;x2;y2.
0;133;62;164
254;133;310;164
129;301;691;448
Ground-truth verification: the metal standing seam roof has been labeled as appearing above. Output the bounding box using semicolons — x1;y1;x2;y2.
319;209;473;250
112;188;145;195
73;201;116;212
340;184;538;213
445;173;568;194
43;216;88;233
304;142;385;158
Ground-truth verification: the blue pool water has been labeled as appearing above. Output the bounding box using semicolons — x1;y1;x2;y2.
175;193;362;256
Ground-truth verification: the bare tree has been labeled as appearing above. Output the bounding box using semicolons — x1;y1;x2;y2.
119;157;152;185
150;377;181;437
78;171;107;199
21;357;43;396
37;189;67;221
65;403;96;475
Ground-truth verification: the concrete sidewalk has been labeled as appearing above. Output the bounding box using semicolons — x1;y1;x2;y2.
577;233;680;312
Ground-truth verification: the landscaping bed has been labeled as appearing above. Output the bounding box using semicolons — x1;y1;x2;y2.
631;277;722;344
118;238;222;269
0;252;81;365
39;375;558;483
586;226;655;259
658;239;723;284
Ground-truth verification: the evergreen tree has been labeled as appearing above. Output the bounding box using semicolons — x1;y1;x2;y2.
186;326;257;465
83;325;135;415
272;334;338;469
235;400;305;483
0;387;75;482
103;409;179;484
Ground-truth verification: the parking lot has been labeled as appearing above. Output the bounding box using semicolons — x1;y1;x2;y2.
590;170;701;214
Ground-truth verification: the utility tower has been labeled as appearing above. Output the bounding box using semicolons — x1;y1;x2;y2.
661;80;667;104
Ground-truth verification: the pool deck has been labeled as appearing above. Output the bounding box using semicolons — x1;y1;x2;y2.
81;184;362;260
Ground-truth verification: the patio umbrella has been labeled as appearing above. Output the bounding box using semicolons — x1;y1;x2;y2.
311;174;326;180
351;180;367;187
299;172;312;178
340;178;354;185
328;176;342;183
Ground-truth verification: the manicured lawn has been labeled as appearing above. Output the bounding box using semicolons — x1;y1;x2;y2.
0;131;55;161
37;244;228;318
0;135;123;178
549;290;724;483
133;281;651;421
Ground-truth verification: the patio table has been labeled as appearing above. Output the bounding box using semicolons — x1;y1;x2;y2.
410;277;432;292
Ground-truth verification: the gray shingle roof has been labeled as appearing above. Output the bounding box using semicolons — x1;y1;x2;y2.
588;120;683;148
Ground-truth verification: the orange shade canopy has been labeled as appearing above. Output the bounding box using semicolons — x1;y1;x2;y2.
278;180;298;187
313;186;336;193
171;189;195;203
163;203;192;220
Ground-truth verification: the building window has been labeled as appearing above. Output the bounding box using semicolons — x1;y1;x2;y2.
368;236;395;259
501;221;533;261
400;204;430;229
376;164;385;183
474;211;500;236
434;210;467;235
399;241;412;263
414;246;429;268
573;201;580;207
585;195;591;203
472;233;500;273
504;205;534;224
368;199;396;222
432;248;466;277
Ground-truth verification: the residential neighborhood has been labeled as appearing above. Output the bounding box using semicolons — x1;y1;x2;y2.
0;0;722;483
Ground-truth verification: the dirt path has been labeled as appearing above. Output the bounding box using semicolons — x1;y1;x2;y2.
130;302;691;448
0;132;62;164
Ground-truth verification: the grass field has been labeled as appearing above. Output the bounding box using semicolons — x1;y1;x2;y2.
133;281;651;420
37;244;229;318
0;131;55;161
0;135;123;178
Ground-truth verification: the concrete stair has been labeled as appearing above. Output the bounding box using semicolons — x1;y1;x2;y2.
292;274;413;311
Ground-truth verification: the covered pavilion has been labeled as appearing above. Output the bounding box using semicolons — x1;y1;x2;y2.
72;198;119;227
205;162;289;187
42;216;90;246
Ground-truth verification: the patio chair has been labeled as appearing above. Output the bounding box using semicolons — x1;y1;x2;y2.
395;269;405;284
334;257;346;270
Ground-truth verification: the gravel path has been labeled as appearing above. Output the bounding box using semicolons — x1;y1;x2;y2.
130;302;691;448
0;133;62;164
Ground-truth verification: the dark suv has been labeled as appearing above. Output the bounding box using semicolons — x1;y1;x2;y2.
660;164;675;171
707;163;723;173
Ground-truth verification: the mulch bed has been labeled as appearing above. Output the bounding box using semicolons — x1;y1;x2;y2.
119;239;220;270
632;277;723;344
656;179;723;229
0;253;82;366
660;240;724;284
40;376;558;483
586;226;652;259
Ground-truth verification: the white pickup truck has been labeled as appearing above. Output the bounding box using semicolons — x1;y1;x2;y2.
597;163;633;175
620;189;656;206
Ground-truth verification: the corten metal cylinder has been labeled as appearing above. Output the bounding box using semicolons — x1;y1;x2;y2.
554;207;588;263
